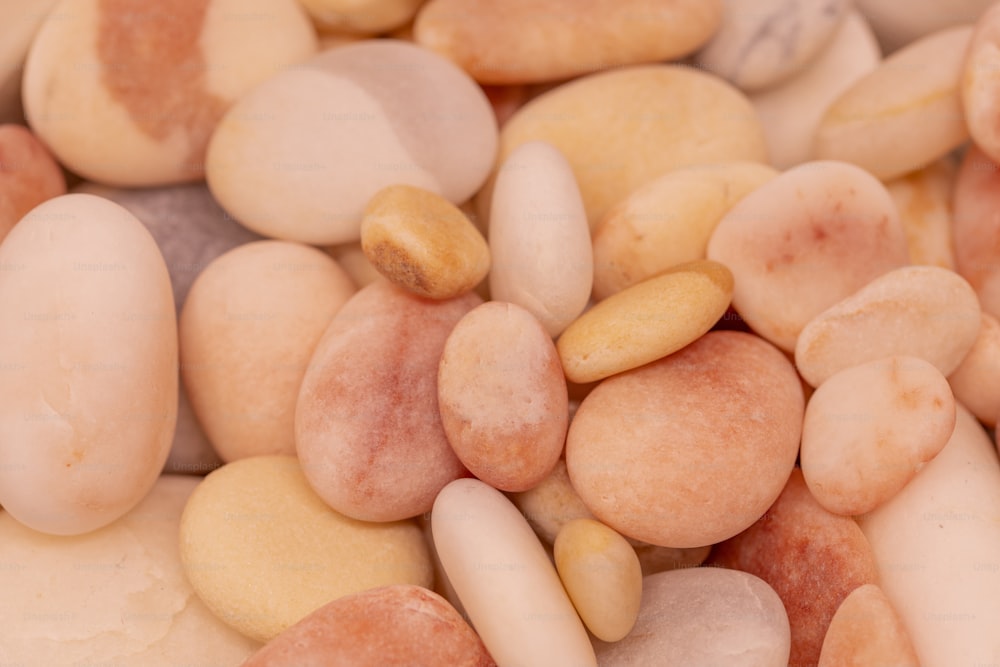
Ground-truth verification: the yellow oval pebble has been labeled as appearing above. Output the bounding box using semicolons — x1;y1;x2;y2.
179;455;433;642
554;518;642;643
557;259;733;384
361;184;490;299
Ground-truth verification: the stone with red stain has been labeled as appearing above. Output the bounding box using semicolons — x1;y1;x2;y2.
709;469;880;667
953;144;1000;320
0;124;65;242
817;584;919;667
295;281;480;522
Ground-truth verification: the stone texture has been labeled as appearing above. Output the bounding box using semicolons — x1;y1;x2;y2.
301;0;424;34
817;584;919;667
0;123;65;242
953;144;1000;319
884;157;957;270
948;313;1000;427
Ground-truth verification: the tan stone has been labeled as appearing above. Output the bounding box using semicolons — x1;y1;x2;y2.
885;157;957;270
0;124;64;243
558;260;733;384
818;584;919;667
948;313;1000;427
301;0;423;34
953;144;1000;319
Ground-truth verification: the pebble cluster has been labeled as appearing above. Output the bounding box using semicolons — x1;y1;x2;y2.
0;0;999;666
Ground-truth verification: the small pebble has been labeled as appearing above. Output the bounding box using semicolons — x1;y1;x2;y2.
818;584;920;667
948;313;1000;427
0;123;65;242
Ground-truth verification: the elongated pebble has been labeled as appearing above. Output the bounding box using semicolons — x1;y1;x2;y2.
0;194;177;535
795;266;981;387
800;356;956;516
179;456;433;642
567;331;803;548
948;313;1000;427
594;567;790;666
296;281;480;522
818;584;919;667
885;157;957;269
0;124;64;242
953;144;1000;319
242;585;494;667
814;26;972;180
962;3;1000;164
557;260;733;384
707;160;909;352
432;478;597;667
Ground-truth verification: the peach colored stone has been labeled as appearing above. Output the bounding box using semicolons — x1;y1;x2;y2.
710;469;880;667
295;281;480;522
814;26;972;180
241;585;494;667
707;160;909;352
415;0;721;84
592;162;776;300
948;313;1000;427
855;0;991;51
963;3;1000;165
885;157;957;270
953;144;1000;319
795;266;981;387
0;1;60;123
558;260;733;384
566;331;803;548
0;124;64;243
325;242;382;288
817;584;919;667
361;185;489;300
800;356;956;516
438;301;566;492
301;0;423;34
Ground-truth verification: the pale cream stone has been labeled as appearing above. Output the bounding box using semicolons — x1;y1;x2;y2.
300;0;423;34
592;161;776;299
795;266;982;387
432;478;597;667
948;313;1000;427
885;157;958;270
814;26;972;181
179;456;433;642
818;584;920;667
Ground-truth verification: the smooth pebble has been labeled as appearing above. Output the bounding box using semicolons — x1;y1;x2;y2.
948;313;1000;427
953;144;1000;319
817;584;920;667
301;0;423;33
884;157;957;269
963;3;1000;164
0;123;65;242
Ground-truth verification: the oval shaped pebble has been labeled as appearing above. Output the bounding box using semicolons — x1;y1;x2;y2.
795;266;982;387
594;567;790;667
557;260;733;384
432;478;597;667
567;331;803;548
0;194;176;535
953;144;1000;319
489;141;591;336
885;157;957;270
800;356;956;516
948;313;1000;427
592;162;777;299
179;456;433;642
707;160;909;352
488;65;768;229
711;469;880;667
242;585;494;667
750;10;881;170
23;0;317;186
0;124;65;242
696;0;851;92
181;241;355;462
553;519;641;642
300;0;423;33
814;26;972;180
415;0;721;84
296;281;480;521
361;184;489;300
207;40;498;245
438;301;566;491
818;584;920;667
0;475;261;665
963;4;1000;164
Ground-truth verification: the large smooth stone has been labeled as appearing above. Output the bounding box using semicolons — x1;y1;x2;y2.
180;241;355;461
948;313;1000;427
707;160;909;352
814;26;972;181
23;0;317;186
489;141;592;336
818;584;920;667
179;456;433;642
0;123;65;242
415;0;721;84
296;281;480;522
885;157;957;270
207;40;498;245
432;478;597;667
795;266;981;387
953;144;1000;319
859;406;1000;667
593;567;790;667
800;356;956;516
0;476;261;666
566;331;803;548
485;65;768;230
710;469;880;667
696;0;851;92
241;585;494;666
0;194;176;535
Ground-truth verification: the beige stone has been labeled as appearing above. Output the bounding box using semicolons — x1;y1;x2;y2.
592;162;776;299
301;0;423;34
948;313;1000;427
325;241;382;288
795;266;981;387
557;260;733;384
800;356;956;516
885;157;957;270
179;456;433;642
362;184;489;300
707;160;909;352
953;144;1000;319
818;584;920;667
814;26;972;180
0;0;59;123
553;519;641;642
0;124;65;243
